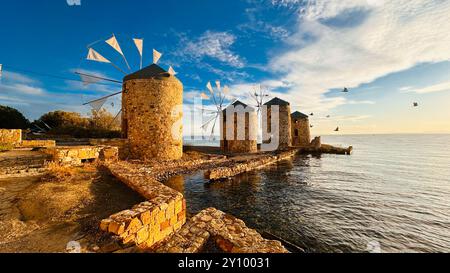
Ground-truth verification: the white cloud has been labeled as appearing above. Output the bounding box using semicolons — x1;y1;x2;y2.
1;71;36;84
403;81;450;94
268;0;450;113
179;31;245;68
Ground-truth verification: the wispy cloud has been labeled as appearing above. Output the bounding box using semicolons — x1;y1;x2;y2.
401;81;450;94
265;0;450;113
176;31;245;68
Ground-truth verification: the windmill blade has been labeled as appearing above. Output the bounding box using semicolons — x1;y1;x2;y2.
89;97;108;112
82;91;123;106
0;64;3;78
87;48;110;63
168;66;177;76
206;81;214;94
153;49;162;64
106;34;131;70
108;109;122;129
75;72;122;84
133;38;144;69
210;115;218;139
201;114;218;129
215;80;221;91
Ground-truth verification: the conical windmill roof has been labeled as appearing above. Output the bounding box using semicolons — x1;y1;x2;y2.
264;97;290;106
291;111;309;119
222;100;255;113
123;64;176;82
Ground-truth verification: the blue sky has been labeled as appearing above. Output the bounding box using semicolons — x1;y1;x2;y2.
1;0;450;135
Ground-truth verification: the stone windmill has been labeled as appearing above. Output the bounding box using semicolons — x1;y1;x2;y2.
79;34;183;161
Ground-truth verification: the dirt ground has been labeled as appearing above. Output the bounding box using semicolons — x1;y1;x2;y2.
0;164;145;253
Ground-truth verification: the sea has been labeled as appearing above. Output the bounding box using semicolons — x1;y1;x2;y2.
170;134;450;253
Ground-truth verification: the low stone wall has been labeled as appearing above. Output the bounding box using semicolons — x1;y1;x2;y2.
156;208;289;253
89;139;130;160
205;150;299;181
101;162;187;249
0;129;22;145
20;140;56;148
100;198;186;249
45;146;118;166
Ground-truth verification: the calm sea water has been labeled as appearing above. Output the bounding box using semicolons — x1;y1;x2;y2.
169;134;450;253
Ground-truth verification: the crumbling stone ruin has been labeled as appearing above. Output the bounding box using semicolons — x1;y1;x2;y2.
121;64;183;161
220;100;258;154
291;111;311;147
0;129;56;148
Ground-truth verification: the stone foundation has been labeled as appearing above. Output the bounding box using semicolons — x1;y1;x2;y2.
100;198;186;249
101;162;187;249
89;139;130;160
0;129;22;146
20;140;56;148
205;150;299;181
156;208;288;253
44;146;118;166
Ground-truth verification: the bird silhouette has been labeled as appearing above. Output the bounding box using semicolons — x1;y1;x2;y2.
413;102;419;107
342;88;349;93
335;127;340;132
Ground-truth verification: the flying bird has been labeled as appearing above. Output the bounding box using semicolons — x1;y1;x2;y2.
335;127;340;132
342;88;349;93
413;102;419;107
310;113;314;116
326;115;331;118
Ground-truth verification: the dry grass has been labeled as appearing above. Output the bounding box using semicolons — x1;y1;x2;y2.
44;161;78;180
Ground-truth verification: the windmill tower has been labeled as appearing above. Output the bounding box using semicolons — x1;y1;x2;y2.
263;97;292;150
122;64;183;161
220;100;258;154
79;34;182;161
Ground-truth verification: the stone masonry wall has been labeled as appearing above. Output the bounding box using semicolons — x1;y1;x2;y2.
221;112;258;154
101;162;186;249
0;129;22;145
89;139;130;160
265;106;291;150
20;140;56;148
122;78;183;161
156;208;288;253
205;149;299;181
291;118;310;147
45;146;118;166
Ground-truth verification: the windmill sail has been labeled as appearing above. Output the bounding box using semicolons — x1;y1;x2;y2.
79;73;102;86
206;82;214;94
216;80;221;91
87;48;111;63
201;92;210;100
153;49;162;64
106;35;131;70
88;97;108;112
168;66;176;76
106;35;124;56
133;38;144;69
